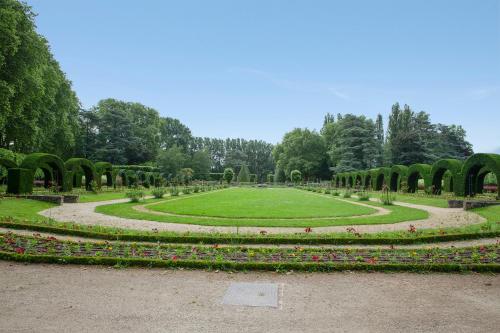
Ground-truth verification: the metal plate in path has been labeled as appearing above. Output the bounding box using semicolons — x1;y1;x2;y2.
222;282;279;308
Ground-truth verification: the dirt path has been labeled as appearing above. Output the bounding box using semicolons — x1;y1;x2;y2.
38;197;486;235
0;261;498;333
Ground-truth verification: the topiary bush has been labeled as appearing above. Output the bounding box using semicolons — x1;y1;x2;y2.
7;168;33;194
152;187;167;199
126;189;145;203
223;168;234;184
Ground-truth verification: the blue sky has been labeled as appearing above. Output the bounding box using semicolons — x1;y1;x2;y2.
27;0;500;152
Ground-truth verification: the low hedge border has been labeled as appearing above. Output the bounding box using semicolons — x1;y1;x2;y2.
1;252;498;273
1;220;499;246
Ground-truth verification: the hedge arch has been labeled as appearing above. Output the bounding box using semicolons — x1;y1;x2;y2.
364;171;373;190
65;158;96;191
95;162;113;187
16;153;67;192
389;165;409;192
346;173;355;188
374;168;390;191
461;153;500;197
473;166;494;194
407;164;432;193
354;172;363;188
116;169;129;187
430;159;463;194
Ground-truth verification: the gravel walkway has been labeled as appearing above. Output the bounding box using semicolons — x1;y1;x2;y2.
1;262;499;333
38;198;486;235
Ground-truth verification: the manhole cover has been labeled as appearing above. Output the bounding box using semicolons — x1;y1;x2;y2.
222;282;280;308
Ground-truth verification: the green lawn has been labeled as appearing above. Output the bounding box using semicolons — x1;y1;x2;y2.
96;189;428;227
79;191;130;203
0;198;55;220
369;192;450;208
149;187;374;218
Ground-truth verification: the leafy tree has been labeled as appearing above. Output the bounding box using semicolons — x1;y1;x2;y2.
188;150;211;180
179;168;194;185
157;145;187;180
274;166;287;183
159;117;193;152
290;170;302;184
237;163;250;182
223;168;234;184
325;114;379;173
273;128;328;180
0;0;80;156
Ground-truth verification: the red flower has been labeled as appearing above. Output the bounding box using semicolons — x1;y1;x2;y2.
365;257;377;264
479;246;486;253
15;247;25;255
172;255;178;261
46;236;58;241
312;255;320;262
304;227;312;233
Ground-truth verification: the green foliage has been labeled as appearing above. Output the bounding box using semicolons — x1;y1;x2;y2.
223;168;234;184
151;187;167;199
169;187;180;196
179;168;194;185
357;191;371;201
126;189;145;203
0;0;80;157
157;145;187;180
6;168;33;194
267;173;274;183
237;163;250;183
290;169;302;184
273;128;328;180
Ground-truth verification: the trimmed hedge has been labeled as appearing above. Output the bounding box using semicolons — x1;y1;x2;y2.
407;164;432;193
430;159;463;194
65;158;96;191
95;162;113;187
460;153;500;197
6;168;33;194
1;251;498;273
389;165;409;192
9;153;67;193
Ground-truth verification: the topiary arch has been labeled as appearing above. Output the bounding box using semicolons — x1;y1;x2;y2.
95;162;113;188
389;165;408;192
15;153;67;193
373;168;390;191
430;159;463;195
65;158;96;191
460;153;500;197
407;164;432;193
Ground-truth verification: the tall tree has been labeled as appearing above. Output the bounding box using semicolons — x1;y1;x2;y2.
273;128;328;180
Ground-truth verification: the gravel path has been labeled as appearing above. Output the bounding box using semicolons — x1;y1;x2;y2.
1;261;499;333
38;198;486;235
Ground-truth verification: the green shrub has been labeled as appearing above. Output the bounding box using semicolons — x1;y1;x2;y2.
237;164;250;183
151;187;166;199
183;187;192;195
193;185;200;193
380;186;396;205
358;191;370;201
343;190;352;198
126;189;145;203
223;168;234;184
332;191;340;196
170;187;179;196
7;168;33;194
290;170;302;184
324;189;331;194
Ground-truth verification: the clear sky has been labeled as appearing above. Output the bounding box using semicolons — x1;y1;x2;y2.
26;0;500;153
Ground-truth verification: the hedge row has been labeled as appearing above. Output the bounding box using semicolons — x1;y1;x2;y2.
3;152;163;194
334;153;500;197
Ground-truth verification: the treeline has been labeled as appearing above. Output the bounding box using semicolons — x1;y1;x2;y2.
76;99;276;181
273;103;473;181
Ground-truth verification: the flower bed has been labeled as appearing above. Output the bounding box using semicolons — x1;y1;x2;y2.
0;232;498;272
